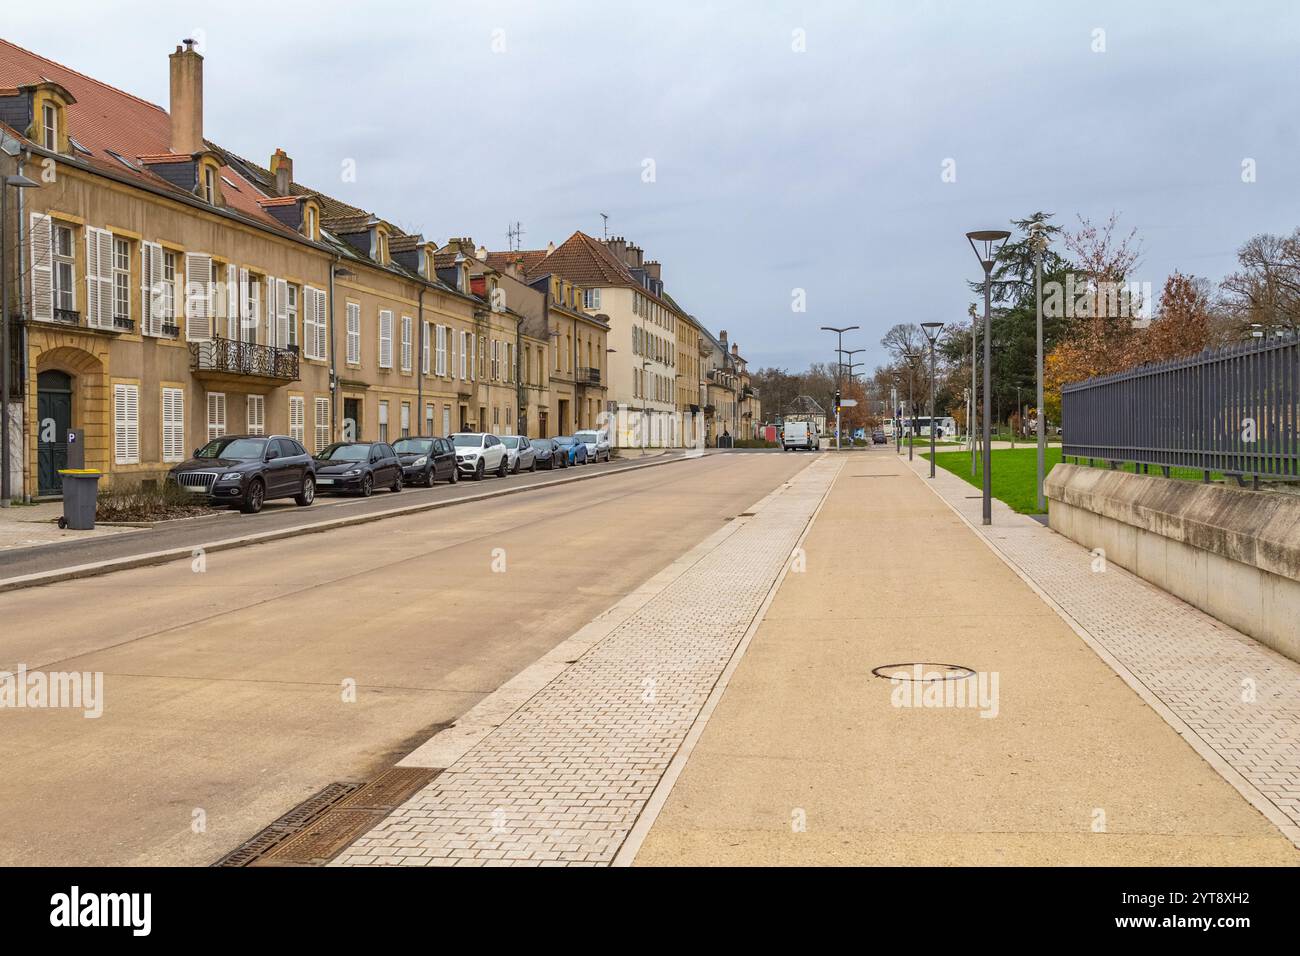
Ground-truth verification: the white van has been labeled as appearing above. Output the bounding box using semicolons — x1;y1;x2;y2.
781;420;819;451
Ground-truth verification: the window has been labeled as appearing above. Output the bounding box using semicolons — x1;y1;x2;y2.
305;206;317;241
162;387;185;462
492;406;499;427
53;225;74;314
111;237;131;327
378;310;394;368
400;402;411;438
113;383;140;464
378;401;389;442
202;165;217;204
303;288;326;359
435;325;447;375
421;320;431;374
491;339;500;379
206;392;227;441
459;331;469;379
289;396;305;444
244;271;261;343
314;397;330;452
346;303;361;364
162;252;177;330
287;284;298;348
401;315;413;372
42;102;58;150
247;395;265;435
425;403;434;435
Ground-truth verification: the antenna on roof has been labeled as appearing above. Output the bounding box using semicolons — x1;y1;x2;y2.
507;221;525;252
600;213;609;240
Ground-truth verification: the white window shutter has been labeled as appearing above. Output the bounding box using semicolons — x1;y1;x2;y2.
85;229;100;327
162;387;184;462
422;320;431;374
265;276;277;347
401;316;413;371
237;267;250;341
276;278;290;348
207;392;227;440
96;229;113;328
289;395;305;443
113;384;139;464
315;288;327;360
346;303;360;364
29;213;53;322
184;253;212;341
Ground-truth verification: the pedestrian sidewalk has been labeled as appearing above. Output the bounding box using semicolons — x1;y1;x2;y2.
0;501;133;552
632;449;1300;865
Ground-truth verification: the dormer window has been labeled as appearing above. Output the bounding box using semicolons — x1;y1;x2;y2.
201;164;217;204
373;228;390;264
306;205;318;242
42;103;57;150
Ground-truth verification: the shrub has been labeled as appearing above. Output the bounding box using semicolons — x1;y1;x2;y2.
734;438;778;449
96;479;215;522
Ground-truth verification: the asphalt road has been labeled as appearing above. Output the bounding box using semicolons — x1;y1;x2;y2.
0;452;683;581
0;452;811;865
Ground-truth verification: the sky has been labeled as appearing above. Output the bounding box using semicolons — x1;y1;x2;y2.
6;0;1299;374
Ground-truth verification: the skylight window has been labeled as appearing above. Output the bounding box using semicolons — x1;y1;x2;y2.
221;175;240;191
106;150;138;170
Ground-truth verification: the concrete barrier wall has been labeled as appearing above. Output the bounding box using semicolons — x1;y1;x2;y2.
1045;463;1300;663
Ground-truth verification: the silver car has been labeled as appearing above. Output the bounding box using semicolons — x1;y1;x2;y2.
502;435;537;474
573;428;611;463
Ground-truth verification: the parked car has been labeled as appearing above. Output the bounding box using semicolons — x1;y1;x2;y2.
451;432;509;480
781;420;820;451
531;437;567;470
553;435;589;466
502;435;538;474
171;435;316;514
574;429;611;463
872;429;887;444
314;441;403;496
392;436;458;486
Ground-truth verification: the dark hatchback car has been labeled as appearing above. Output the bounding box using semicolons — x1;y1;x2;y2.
392;436;458;486
531;437;567;470
170;435;316;514
314;441;403;496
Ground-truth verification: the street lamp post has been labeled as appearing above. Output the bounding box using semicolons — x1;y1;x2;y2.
1;173;41;509
820;325;859;450
966;229;1011;526
921;322;944;478
902;351;919;462
1029;222;1049;512
968;302;978;477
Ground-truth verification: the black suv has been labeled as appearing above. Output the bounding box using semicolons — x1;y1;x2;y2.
170;435;316;514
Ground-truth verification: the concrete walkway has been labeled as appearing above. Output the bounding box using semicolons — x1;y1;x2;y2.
633;448;1300;865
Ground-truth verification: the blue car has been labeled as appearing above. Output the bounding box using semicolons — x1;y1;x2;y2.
553;435;588;466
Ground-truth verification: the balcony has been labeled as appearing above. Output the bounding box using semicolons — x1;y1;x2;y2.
575;366;602;386
189;337;299;387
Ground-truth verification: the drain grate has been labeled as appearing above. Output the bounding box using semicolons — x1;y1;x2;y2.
212;781;361;867
871;662;976;681
259;809;388;866
336;767;439;811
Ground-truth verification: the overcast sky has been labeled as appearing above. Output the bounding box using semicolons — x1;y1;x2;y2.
7;1;1298;372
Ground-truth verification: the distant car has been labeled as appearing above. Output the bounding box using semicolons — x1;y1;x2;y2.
170;434;316;514
531;437;566;470
781;421;819;452
872;429;887;444
502;435;537;474
452;432;509;480
392;436;458;486
574;429;611;463
314;441;403;496
553;435;588;466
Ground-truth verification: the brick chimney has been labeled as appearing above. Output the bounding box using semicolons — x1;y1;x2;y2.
168;39;204;155
628;244;643;269
270;148;293;195
645;260;661;282
606;236;626;261
719;330;728;354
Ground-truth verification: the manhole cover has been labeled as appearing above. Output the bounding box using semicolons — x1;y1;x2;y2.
871;663;975;681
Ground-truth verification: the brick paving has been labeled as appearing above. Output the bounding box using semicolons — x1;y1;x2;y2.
910;453;1300;844
333;457;839;866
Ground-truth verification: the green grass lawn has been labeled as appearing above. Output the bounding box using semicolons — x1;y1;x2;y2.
925;447;1225;515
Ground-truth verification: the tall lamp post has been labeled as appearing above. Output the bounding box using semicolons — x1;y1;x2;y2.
966;229;1011;526
1;173;41;509
902;351;919;461
820;325;859;450
967;302;978;476
1029;222;1049;512
921;322;944;477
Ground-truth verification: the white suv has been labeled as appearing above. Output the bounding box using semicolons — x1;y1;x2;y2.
451;433;509;479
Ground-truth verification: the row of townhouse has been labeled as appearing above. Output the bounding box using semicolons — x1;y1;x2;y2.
0;38;756;500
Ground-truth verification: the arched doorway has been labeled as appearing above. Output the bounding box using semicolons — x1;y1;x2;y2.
37;369;73;495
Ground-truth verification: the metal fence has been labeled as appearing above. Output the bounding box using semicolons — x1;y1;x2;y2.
1061;333;1299;481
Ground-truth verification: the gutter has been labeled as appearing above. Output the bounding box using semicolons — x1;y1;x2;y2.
328;254;340;440
417;285;425;428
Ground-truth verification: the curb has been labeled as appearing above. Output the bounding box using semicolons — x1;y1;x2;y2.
0;452;684;595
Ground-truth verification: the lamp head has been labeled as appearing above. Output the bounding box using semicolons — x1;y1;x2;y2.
966;229;1011;273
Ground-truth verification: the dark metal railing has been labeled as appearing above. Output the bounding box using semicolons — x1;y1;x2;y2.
576;366;601;385
1061;332;1300;481
189;336;299;381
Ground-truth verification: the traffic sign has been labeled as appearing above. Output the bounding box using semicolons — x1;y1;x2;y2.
839;399;858;407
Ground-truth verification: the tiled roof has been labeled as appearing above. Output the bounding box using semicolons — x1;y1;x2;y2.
321;213;374;235
0;38;298;238
512;232;638;288
484;249;549;275
388;234;425;253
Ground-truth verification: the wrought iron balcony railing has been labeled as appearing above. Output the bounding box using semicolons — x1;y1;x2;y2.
575;366;602;385
189;336;299;381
